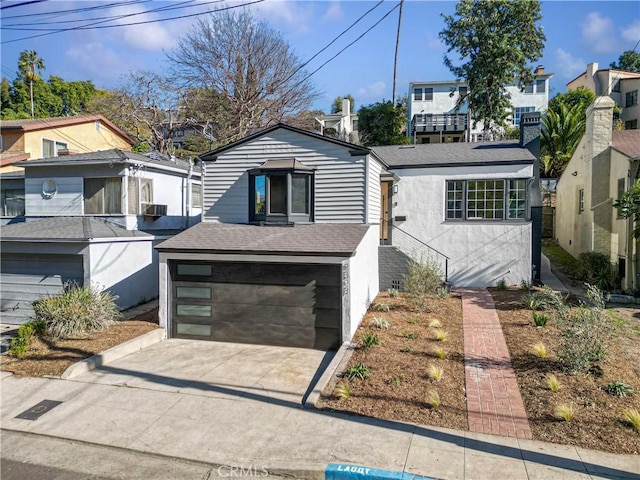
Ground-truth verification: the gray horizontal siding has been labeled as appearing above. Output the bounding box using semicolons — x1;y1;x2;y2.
203;129;366;224
25;177;83;216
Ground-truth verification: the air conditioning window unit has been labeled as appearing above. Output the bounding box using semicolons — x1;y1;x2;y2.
142;203;167;218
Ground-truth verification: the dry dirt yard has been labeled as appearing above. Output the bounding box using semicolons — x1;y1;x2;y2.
320;290;640;454
0;308;159;377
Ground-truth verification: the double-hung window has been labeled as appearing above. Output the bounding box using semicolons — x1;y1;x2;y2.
626;90;638;107
84;177;122;214
42;139;67;157
446;179;528;221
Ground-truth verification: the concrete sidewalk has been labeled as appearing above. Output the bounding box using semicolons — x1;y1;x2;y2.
2;368;638;480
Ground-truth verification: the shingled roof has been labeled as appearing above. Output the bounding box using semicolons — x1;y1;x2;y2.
1;217;152;241
612;130;640;160
156;222;370;256
371;141;535;168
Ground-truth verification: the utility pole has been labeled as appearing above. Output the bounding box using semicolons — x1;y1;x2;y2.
392;0;404;107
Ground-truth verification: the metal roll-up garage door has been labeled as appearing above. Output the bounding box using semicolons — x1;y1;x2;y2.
170;261;342;350
0;253;84;324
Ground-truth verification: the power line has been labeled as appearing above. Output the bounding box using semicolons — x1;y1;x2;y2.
1;0;149;20
0;0;48;11
1;0;263;44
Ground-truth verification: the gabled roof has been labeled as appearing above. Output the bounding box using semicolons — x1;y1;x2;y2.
612;130;640;160
21;149;197;174
1;217;152;242
200;123;370;161
0;114;134;145
156;222;370;257
371;141;535;169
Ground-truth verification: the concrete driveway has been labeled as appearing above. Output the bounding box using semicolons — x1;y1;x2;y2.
70;339;333;405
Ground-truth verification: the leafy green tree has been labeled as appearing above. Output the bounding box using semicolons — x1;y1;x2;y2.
439;0;546;134
331;94;355;114
357;100;410;146
614;179;640;238
610;51;640;72
548;87;595;119
18;50;45;118
541;103;585;177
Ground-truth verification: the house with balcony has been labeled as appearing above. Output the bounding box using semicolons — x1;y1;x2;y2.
567;62;640;130
315;98;359;144
155;117;541;350
0;149;202;324
408;66;551;143
0;114;134;173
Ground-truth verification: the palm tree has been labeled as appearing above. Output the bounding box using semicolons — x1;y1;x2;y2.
18;50;45;118
540;103;585;177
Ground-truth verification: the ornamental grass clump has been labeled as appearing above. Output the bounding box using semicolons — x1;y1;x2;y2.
547;374;561;392
554;403;575;422
621;408;640;431
427;364;444;382
32;283;120;339
425;390;441;409
531;341;548;359
334;381;351;400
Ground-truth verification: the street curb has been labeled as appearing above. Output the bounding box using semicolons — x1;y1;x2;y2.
60;328;165;380
304;341;356;409
326;463;437;480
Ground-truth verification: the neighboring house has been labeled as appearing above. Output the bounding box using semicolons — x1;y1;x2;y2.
0;114;134;173
155;119;541;350
408;66;551;143
161;122;213;151
316;98;359;144
556;97;640;293
0;149;202;324
567;63;640;130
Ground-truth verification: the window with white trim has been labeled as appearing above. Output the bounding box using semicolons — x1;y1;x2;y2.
446;179;529;221
513;106;536;125
42;138;67;157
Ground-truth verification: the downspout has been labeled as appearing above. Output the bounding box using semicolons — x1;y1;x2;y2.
184;163;193;229
364;156;369;224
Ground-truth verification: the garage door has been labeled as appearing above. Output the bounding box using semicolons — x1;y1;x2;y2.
170;261;342;350
0;253;84;325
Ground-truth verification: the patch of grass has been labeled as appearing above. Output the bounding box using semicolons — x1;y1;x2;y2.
520;279;533;291
369;316;391;330
428;318;442;328
334;381;351;399
344;363;371;381
432;346;446;359
360;332;380;349
409;317;420;325
547;374;561;392
621;408;640;431
496;278;507;290
542;239;580;278
553;403;575;422
531;341;548;359
522;291;548;311
386;374;404;385
373;302;391;312
387;288;399;298
605;381;635;397
435;287;450;299
433;329;447;342
533;312;548;327
427;364;444;382
402;330;419;340
400;345;414;353
425;390;441;409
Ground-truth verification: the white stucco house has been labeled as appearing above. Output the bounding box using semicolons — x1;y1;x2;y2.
408;66;552;143
315;98;359;144
156;118;542;350
0;149;202;324
556;97;640;292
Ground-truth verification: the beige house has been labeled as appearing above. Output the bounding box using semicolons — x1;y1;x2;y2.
567;63;640;130
0;115;134;173
556;97;640;292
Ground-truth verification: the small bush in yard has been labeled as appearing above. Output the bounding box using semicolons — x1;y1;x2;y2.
496;278;507;290
554;403;575;422
359;332;379;348
372;302;391;312
387;288;399;298
33;283;120;339
547;374;561;392
531;341;548;359
621;408;640;431
427;365;444;382
402;330;419;340
8;319;47;359
573;251;618;291
333;381;351;399
428;318;442;328
435;287;449;299
432;346;447;359
433;329;447;342
344;363;371;381
404;257;443;312
425;390;441;409
520;279;532;291
605;381;635;397
386;374;404;385
369;317;390;329
533;312;548;327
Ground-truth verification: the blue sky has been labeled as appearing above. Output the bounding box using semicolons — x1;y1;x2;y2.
1;0;639;112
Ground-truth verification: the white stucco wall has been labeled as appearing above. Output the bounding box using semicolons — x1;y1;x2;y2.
89;238;158;310
392;164;534;287
347;225;380;340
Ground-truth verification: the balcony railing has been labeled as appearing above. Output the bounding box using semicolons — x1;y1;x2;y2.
411;113;468;133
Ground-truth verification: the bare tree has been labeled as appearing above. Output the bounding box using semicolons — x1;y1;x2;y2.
168;9;320;144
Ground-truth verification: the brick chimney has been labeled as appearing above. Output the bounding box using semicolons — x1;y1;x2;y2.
534;65;545;75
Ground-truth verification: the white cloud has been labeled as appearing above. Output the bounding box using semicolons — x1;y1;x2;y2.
554;48;586;80
252;0;314;34
105;4;175;52
323;1;344;22
581;12;616;54
357;81;387;100
622;20;640;43
65;42;128;84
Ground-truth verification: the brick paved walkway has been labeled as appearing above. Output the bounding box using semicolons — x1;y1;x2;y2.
457;288;532;439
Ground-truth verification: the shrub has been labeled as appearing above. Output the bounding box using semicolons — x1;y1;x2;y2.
33;284;120;339
433;329;447;342
372;302;391;312
7;319;47;359
427;365;444;382
432;346;446;359
386;374;404;385
369;317;391;329
402;330;419;340
387;288;399;298
425;390;441;409
435;287;449;299
520;279;532;291
334;381;351;399
531;342;548;359
554;403;575;422
533;312;548;327
621;408;640;431
344;363;371;381
360;332;380;349
496;278;507;290
547;374;561;392
404;257;443;312
605;381;635;397
574;251;618;291
428;318;442;328
522;291;548;311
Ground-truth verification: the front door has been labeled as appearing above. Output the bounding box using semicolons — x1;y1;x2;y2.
380;181;392;243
